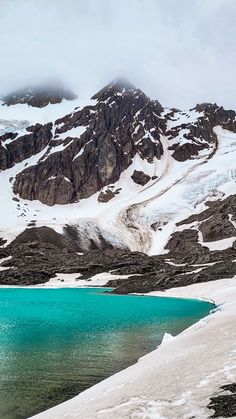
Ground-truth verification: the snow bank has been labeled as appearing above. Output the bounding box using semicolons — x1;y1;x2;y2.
32;277;236;419
35;272;133;288
201;237;236;251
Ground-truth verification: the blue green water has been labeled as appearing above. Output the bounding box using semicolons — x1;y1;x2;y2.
0;288;214;419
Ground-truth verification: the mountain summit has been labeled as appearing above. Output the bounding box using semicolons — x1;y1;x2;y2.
0;79;235;293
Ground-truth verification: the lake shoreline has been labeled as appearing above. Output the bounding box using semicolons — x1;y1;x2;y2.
30;276;236;419
0;285;212;419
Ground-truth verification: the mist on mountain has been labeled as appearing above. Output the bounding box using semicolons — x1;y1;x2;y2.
0;0;236;109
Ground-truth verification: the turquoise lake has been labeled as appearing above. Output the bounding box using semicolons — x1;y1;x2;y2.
0;287;214;419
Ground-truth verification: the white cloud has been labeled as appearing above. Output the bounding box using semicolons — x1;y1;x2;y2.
0;0;235;109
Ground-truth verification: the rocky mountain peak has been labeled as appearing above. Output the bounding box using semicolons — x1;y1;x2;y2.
91;78;163;115
1;78;236;294
2;81;77;108
92;78;137;99
193;103;236;129
1;79;236;207
0;80;165;205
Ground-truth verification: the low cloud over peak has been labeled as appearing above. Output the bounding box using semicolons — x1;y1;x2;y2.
0;0;235;109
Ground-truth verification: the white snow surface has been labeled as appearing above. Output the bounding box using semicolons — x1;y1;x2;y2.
201;237;236;251
32;276;236;419
57;126;87;140
0;97;95;126
1;103;236;255
33;272;133;288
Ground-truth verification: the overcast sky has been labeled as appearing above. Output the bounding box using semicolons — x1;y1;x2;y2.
0;0;235;109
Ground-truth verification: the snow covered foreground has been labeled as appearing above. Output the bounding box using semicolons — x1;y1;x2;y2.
31;277;236;419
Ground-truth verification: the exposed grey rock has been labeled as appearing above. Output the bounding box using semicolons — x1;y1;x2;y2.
0;123;52;170
131;170;151;185
2;80;236;206
13;80;165;205
207;383;236;418
1;81;236;294
1;195;236;291
98;189;116;203
165;104;236;162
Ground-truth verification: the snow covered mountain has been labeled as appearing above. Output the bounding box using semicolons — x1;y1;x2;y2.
0;79;236;290
2;82;77;108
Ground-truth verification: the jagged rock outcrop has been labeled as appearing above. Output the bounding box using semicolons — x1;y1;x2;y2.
165;104;236;161
131;170;151;185
1;78;236;294
195;103;236;131
207;383;236;418
2;83;77;108
1;79;236;206
0;123;52;170
1;195;235;291
98;189;116;203
177;194;236;242
13;80;165;205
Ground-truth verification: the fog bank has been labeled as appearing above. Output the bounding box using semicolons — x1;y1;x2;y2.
0;0;235;109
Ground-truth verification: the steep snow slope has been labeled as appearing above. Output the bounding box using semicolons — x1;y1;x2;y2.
0;129;213;250
0;82;236;257
1;123;234;254
138;126;236;254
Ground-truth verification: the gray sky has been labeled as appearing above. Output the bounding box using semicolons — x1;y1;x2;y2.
0;0;235;109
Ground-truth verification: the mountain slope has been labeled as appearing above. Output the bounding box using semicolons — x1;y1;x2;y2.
0;80;236;291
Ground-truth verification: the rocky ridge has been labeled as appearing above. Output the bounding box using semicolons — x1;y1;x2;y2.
0;79;236;292
1;81;235;206
0;194;235;291
2;83;77;108
12;80;165;205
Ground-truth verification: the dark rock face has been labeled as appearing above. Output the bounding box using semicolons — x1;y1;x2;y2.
208;383;236;418
12;226;71;251
164;229;210;263
165;104;236;162
0;247;9;259
1;79;236;294
0;226;129;285
98;189;116;203
63;224;119;253
162;195;236;265
98;195;236;293
0;123;52;170
195;103;236;132
171;143;206;162
2;83;77;108
201;215;235;242
177;195;236;243
131;170;151;185
1;194;236;291
0;238;7;247
12;80;165;205
2;79;236;206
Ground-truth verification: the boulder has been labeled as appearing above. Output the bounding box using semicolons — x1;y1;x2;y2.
131;170;151;185
98;189;116;203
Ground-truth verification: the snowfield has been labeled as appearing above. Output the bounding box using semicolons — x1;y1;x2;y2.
1;107;236;255
31;276;236;419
